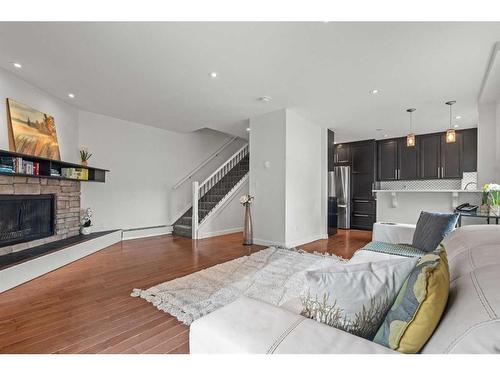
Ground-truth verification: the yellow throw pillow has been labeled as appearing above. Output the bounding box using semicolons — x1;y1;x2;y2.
373;248;450;353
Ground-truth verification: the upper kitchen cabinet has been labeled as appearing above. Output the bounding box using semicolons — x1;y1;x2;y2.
461;128;477;173
377;139;398;180
419;133;441;179
397;137;419;180
377;137;418;181
440;131;462;179
334;143;351;165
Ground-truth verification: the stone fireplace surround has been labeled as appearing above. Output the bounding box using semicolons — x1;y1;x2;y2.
0;175;81;256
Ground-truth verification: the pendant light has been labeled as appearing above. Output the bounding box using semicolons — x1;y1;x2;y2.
445;100;457;143
406;108;416;147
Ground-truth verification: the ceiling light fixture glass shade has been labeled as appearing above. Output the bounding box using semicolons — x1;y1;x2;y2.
445;101;456;143
406;108;416;147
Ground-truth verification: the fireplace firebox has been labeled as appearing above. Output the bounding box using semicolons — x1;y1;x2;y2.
0;194;55;248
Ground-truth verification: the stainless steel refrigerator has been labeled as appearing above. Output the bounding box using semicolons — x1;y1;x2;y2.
328;166;350;230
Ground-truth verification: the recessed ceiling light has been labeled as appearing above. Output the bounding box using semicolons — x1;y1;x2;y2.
12;62;22;69
246;128;251;132
370;89;380;95
383;134;388;138
209;72;218;78
258;96;272;102
68;93;75;99
453;124;459;128
455;115;462;120
376;128;383;131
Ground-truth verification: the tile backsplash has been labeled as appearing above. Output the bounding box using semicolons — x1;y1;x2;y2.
378;172;477;190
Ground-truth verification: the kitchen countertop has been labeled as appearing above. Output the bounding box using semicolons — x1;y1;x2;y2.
372;189;482;193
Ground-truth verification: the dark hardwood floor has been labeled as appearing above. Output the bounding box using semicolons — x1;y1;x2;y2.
0;229;371;354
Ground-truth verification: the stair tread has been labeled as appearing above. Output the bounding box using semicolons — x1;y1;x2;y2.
174;224;192;230
173;153;249;229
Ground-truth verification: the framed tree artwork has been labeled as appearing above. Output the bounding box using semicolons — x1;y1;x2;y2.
6;98;61;160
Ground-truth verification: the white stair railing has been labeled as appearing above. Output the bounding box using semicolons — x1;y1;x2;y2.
191;144;249;239
172;136;238;190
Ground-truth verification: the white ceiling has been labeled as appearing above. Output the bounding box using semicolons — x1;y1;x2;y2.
1;22;500;142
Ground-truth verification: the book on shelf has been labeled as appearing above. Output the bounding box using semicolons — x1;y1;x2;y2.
0;156;15;173
61;167;89;180
50;168;61;177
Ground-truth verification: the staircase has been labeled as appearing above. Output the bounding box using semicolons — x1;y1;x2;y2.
173;146;249;238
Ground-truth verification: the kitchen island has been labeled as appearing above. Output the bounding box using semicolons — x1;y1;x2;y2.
373;189;484;225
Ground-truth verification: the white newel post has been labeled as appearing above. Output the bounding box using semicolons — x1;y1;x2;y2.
192;181;199;239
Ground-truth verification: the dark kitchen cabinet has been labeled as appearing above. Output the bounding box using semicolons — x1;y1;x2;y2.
397;137;419;180
419;133;441;179
461;128;477;173
350;140;376;230
334;143;351;165
440;132;462;179
377;139;398;181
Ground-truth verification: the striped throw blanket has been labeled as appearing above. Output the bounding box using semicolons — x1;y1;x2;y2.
362;241;427;258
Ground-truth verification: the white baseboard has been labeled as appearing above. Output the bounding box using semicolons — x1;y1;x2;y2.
198;227;243;239
253;233;324;249
0;230;122;294
286;233;325;248
253;238;286;247
122;226;173;240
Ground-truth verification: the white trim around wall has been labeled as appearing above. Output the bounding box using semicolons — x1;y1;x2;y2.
254;233;327;249
198;227;244;239
122;225;173;241
285;233;326;249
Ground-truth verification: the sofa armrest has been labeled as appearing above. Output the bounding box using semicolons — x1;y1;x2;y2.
190;296;396;354
372;222;416;244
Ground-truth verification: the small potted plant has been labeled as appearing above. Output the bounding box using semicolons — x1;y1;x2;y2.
240;194;254;245
80;208;93;235
80;147;92;166
481;183;500;216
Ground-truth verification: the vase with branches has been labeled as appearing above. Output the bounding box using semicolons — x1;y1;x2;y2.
482;183;500;216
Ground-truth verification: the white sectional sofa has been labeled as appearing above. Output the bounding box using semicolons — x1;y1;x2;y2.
190;224;500;354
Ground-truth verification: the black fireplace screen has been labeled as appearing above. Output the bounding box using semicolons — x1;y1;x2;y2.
0;195;55;248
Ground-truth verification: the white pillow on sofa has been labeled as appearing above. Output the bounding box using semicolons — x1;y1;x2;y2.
301;257;418;340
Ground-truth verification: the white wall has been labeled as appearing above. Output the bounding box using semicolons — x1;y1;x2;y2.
285;110;325;247
78;111;234;232
0;68;79;162
198;179;248;239
249;109;325;248
249;109;287;246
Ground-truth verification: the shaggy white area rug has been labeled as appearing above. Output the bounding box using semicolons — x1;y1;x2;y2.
131;247;346;325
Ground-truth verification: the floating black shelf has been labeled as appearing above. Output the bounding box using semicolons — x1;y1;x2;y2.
0;149;109;183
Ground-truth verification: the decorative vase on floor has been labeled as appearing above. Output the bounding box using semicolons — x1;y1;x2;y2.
243;204;253;245
240;194;254;245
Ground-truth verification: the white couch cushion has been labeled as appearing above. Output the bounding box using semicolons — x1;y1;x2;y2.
421;226;500;354
190;296;395;354
372;222;416;244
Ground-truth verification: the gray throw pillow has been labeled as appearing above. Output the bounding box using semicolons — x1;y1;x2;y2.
412;211;459;252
